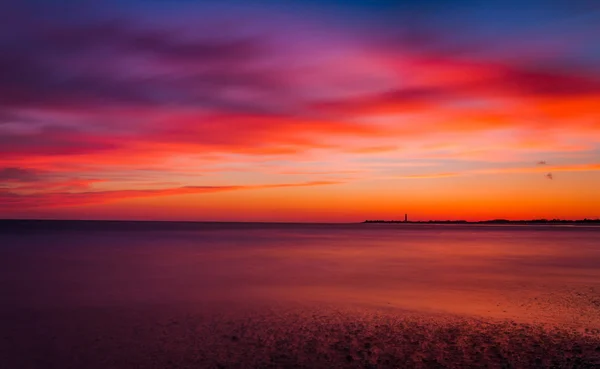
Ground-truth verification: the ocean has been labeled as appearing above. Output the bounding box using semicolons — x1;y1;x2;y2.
1;221;599;368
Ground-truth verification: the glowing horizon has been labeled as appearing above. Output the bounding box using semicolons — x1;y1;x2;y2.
1;0;599;221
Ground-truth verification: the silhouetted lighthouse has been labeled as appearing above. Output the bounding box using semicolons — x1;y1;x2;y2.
404;214;408;222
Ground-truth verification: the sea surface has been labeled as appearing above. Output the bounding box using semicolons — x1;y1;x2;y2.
1;221;600;368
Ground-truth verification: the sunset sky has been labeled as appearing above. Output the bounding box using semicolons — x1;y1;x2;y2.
1;0;599;222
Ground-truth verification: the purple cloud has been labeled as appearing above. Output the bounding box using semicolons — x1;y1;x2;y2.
0;167;41;182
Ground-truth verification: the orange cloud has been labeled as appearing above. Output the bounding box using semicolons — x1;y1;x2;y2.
479;163;600;175
0;180;342;209
395;172;461;179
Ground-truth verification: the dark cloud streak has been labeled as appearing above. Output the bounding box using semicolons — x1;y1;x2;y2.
0;168;41;183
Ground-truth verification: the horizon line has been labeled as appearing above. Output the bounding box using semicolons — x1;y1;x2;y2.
1;218;599;224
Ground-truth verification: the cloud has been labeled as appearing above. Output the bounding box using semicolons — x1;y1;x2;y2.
346;146;399;154
371;163;600;181
0;167;40;182
0;0;599;218
395;172;460;179
278;170;362;175
311;57;600;120
494;67;600;97
0;17;291;116
43;20;264;64
1;2;598;164
0;180;342;209
311;87;450;116
473;163;600;176
142;111;387;154
12;178;104;192
0;125;119;157
491;163;600;174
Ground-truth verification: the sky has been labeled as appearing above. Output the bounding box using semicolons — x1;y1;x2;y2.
1;0;599;222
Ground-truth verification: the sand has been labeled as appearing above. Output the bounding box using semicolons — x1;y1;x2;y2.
2;301;600;369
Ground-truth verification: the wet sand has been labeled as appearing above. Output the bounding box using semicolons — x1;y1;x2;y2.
2;302;600;368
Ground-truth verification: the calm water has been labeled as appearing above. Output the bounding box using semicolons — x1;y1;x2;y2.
2;221;600;368
2;222;600;324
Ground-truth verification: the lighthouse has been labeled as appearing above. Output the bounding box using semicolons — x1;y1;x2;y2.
404;214;408;222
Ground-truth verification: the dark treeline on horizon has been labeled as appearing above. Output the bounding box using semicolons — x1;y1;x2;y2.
0;219;599;232
364;219;600;224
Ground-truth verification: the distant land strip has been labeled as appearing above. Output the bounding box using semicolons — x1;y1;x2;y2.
363;219;600;225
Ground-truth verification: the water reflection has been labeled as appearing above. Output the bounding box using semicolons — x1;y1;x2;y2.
1;224;599;326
